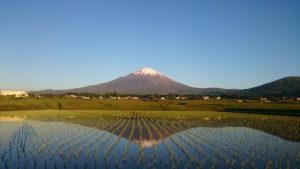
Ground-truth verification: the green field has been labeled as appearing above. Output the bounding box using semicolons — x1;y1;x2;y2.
1;97;300;141
1;97;300;115
1;110;299;142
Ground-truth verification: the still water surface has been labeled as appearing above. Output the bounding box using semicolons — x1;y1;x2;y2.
0;121;299;169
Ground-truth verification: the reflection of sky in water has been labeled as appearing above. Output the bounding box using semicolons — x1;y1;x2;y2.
0;121;299;169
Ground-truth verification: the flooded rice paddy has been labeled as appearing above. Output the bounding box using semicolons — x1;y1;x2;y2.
0;111;299;169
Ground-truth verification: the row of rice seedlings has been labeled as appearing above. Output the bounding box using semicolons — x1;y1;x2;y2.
158;124;192;168
122;112;136;161
84;115;128;166
149;113;196;168
4;123;38;169
138;112;159;168
38;122;108;169
143;113;164;168
1;112;299;169
93;127;121;168
142;114;179;168
162;121;207;169
137;111;153;165
37;124;89;155
182;129;231;168
0;123;22;164
161;139;180;168
33;123;85;168
56;121;120;167
57;128;95;158
100;112;128;131
188;128;244;168
71;128;105;169
230;128;294;168
176;132;214;168
137;112;145;165
186;127;298;169
103;113;133;168
198;128;248;162
51;127;95;161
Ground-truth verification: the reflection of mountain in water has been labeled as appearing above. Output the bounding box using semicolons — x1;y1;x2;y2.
133;139;160;148
76;115;300;142
0;121;299;169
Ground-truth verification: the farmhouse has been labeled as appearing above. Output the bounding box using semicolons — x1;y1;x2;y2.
237;100;243;103
176;96;187;100
0;90;29;97
203;96;210;100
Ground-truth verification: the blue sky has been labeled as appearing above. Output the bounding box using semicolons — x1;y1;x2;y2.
0;0;300;91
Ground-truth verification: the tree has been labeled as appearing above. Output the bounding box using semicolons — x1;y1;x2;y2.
57;102;62;110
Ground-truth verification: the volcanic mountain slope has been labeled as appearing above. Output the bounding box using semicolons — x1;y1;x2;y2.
36;67;231;95
68;67;192;94
237;76;300;96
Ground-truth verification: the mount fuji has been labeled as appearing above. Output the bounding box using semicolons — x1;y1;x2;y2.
36;67;231;95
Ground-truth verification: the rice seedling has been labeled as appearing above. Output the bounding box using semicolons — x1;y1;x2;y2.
0;110;299;168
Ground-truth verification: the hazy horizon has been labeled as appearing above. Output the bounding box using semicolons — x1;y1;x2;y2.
1;0;300;91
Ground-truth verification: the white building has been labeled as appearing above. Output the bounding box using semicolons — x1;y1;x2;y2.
65;94;78;98
237;100;243;103
203;96;210;100
81;96;90;100
132;96;139;100
0;90;29;97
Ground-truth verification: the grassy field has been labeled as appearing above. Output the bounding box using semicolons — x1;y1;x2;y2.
1;97;300;115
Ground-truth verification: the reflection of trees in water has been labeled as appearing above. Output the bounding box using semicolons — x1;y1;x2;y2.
0;121;299;169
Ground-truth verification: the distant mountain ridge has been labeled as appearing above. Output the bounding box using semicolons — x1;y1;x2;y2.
237;76;300;96
33;68;300;96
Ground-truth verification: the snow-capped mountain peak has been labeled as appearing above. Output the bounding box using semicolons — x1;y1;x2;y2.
133;67;162;76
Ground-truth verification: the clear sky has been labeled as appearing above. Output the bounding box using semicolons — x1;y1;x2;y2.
1;0;300;91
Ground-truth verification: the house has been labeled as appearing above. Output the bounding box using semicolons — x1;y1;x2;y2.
296;98;300;101
176;96;187;100
260;97;271;103
65;94;78;98
237;100;243;103
132;96;139;100
215;97;221;100
0;90;29;97
260;97;268;101
203;96;210;100
160;97;165;100
81;96;90;100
